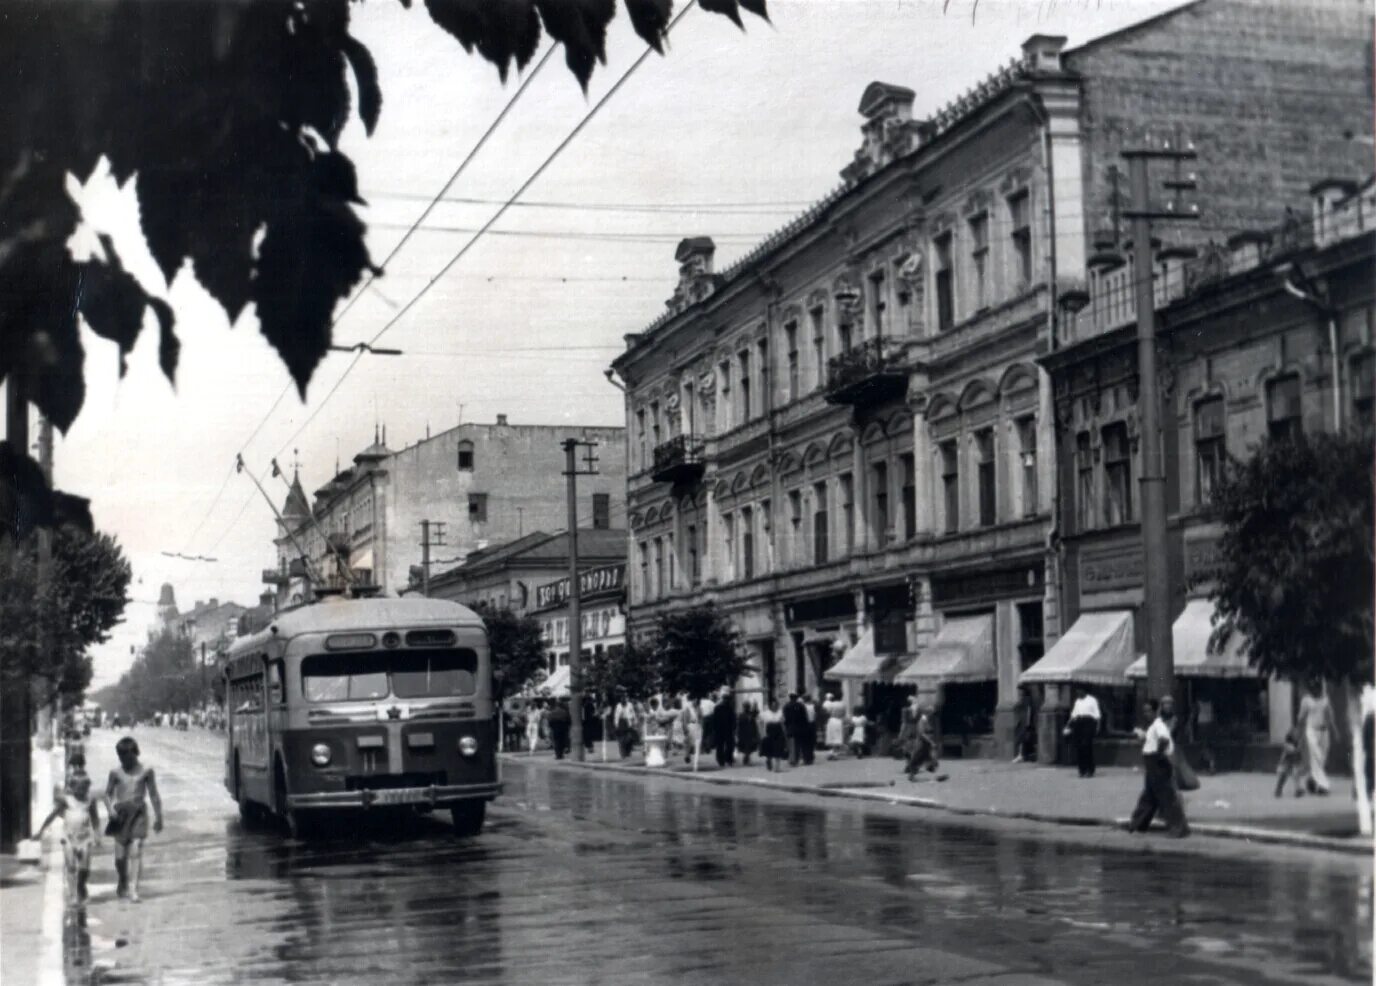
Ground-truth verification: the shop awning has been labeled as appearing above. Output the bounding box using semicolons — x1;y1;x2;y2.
827;629;882;680
542;664;571;696
895;614;996;687
1019;610;1138;687
1126;600;1257;679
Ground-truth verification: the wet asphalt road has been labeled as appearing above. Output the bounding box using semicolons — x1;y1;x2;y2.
68;727;1371;986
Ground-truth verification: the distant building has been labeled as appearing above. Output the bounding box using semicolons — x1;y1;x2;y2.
265;416;626;603
153;584;249;660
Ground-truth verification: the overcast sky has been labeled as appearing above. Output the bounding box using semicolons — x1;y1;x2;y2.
39;0;1186;689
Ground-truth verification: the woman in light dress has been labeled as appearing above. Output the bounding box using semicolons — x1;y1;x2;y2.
668;697;687;757
525;699;544;754
823;694;846;758
1297;680;1339;795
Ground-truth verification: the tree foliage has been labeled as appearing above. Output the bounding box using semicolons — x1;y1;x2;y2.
584;635;659;702
650;603;747;700
1208;432;1374;687
0;526;131;708
480;605;547;698
0;0;768;436
94;627;210;722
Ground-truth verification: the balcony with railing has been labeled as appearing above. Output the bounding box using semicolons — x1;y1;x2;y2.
651;434;706;485
824;336;912;407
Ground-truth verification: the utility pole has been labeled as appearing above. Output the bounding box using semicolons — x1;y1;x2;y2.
563;438;600;762
419;520;445;597
35;415;54;751
1122;138;1198;702
2;380;32;849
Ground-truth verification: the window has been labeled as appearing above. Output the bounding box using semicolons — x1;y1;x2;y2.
1195;397;1226;505
872;460;889;544
718;361;732;429
900;453;916;539
741;506;755;580
785;322;799;402
1103;423;1133;525
940;440;959;533
1353;352;1375;431
723;513;735;581
1266;374;1302;441
757;339;769;415
635;410;646;470
812;482;829;565
788;489;803;565
592;492;610;530
759;499;771;575
1076;432;1093;531
869;270;887;336
650;401;662;449
687;524;700;585
638;542;649;601
738;350;752;423
653;537;664;598
839;473;854;556
1008;191;1031;285
666;533;676;590
810;306;827;389
1016;416;1038;517
468;492;488;523
975;429;996;527
268;661;285;705
838;319;853;356
457;440;474;471
934;231;955;332
969;213;989;311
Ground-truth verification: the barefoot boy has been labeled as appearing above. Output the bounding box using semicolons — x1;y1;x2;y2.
35;770;101;903
104;736;163;902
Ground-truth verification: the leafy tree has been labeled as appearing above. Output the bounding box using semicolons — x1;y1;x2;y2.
1207;432;1373;687
650;603;748;700
1;0;769;436
584;636;659;703
480;605;547;699
0;526;132;708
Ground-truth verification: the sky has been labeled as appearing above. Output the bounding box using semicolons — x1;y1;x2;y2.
33;0;1189;689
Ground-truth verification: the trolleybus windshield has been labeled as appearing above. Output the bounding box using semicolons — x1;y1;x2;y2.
301;649;478;702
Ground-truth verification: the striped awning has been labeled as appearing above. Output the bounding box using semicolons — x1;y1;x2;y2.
1126;600;1257;679
895;614;996;687
1020;610;1139;687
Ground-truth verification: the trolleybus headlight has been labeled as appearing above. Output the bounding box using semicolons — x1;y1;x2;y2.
310;743;332;767
458;736;479;757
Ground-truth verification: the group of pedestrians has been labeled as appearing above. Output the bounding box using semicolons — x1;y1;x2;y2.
37;734;165;904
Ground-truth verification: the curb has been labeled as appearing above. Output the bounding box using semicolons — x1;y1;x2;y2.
511;754;1373;857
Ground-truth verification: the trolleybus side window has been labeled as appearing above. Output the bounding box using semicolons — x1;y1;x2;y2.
267;660;286;705
230;675;264;714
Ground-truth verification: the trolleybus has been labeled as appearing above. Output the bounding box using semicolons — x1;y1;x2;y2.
223;595;499;837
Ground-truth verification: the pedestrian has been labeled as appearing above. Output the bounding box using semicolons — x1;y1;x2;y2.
800;692;818;765
581;695;599;753
1274;727;1304;798
848;706;870;758
1011;686;1036;763
103;736;164;902
711;691;737;767
525;699;544;754
1064;685;1101;778
668;697;686;757
700;693;717;757
760;698;787;772
613;694;637;760
36;769;101;904
823;693;846;756
783;693;808;767
1126;696;1190;838
681;696;703;764
547;698;572;759
1296;679;1338;796
905;705;943;781
736;702;760;766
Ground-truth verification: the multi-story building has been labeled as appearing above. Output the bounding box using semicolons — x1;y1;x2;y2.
1031;179;1374;762
612;0;1370;755
265;416;625;603
154;583;248;658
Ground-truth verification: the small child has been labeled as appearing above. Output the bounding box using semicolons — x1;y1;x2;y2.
35;771;101;903
104;736;163;902
1275;728;1303;798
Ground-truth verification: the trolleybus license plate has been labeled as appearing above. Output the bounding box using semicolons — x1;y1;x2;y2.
372;788;423;805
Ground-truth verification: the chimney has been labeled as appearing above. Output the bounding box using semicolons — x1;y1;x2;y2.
496;414;508;426
1021;34;1067;74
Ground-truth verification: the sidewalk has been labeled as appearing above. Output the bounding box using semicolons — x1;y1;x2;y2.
509;744;1373;856
1;742;65;986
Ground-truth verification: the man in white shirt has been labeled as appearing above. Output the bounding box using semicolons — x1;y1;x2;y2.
1127;697;1190;837
1065;686;1102;778
613;696;637;760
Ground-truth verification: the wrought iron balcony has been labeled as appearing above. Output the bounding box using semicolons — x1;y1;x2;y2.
825;336;912;406
651;434;706;485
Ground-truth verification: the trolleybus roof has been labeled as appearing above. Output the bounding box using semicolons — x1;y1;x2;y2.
226;596;484;659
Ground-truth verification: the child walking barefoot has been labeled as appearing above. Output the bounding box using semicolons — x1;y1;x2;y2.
35;771;101;903
104;736;163;902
